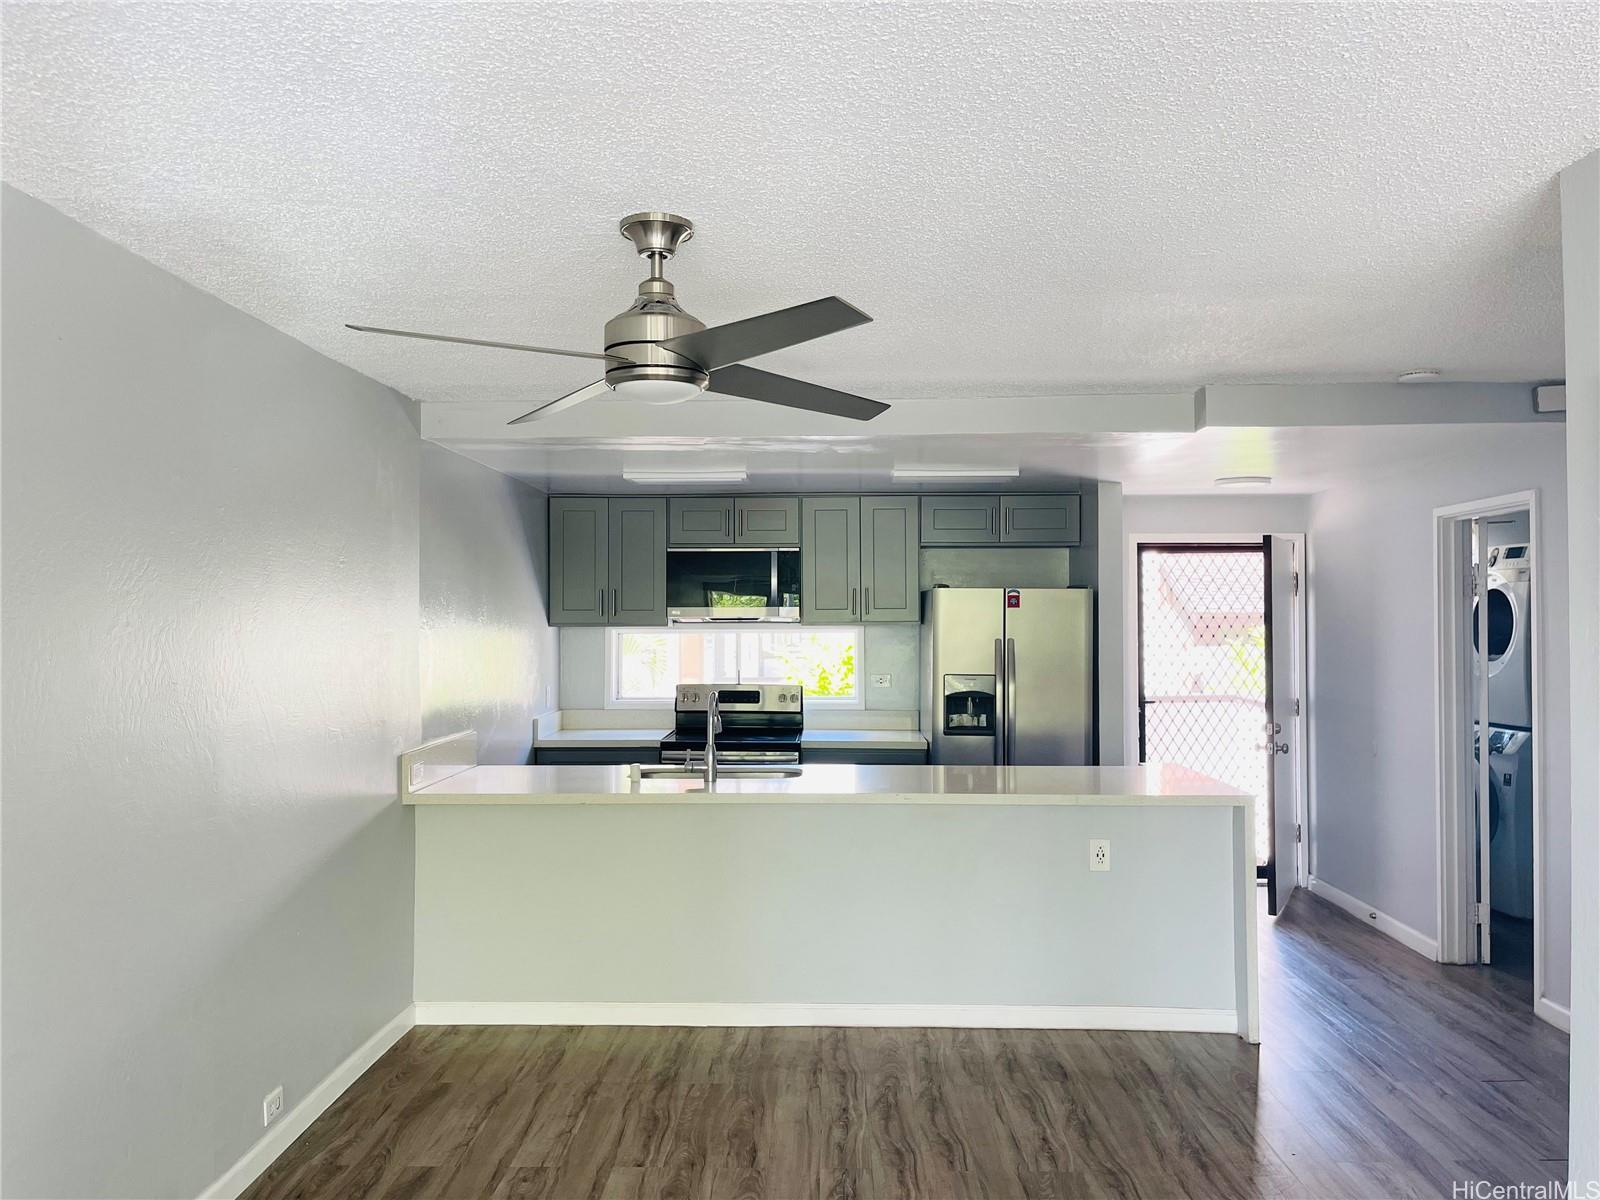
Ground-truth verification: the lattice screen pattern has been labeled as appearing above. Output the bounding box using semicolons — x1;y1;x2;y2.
1138;548;1270;865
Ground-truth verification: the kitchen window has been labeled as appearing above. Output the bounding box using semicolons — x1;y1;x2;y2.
608;626;863;708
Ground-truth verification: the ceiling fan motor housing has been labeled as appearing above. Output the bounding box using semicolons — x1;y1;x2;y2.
606;212;708;395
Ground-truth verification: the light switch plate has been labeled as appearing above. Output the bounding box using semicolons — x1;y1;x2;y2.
871;674;892;688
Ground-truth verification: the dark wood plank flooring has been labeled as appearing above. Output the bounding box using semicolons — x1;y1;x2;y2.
242;892;1569;1198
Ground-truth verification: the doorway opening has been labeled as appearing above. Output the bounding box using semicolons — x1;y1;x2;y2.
1135;539;1304;914
1434;492;1543;1013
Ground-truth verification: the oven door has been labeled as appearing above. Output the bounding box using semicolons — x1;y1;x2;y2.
661;745;802;766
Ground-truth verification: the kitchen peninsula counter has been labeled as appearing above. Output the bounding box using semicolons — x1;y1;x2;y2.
404;734;1259;1042
404;760;1244;808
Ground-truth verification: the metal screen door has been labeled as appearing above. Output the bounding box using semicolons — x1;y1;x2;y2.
1136;543;1271;878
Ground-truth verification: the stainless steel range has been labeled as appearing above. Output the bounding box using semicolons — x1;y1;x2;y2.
660;684;803;766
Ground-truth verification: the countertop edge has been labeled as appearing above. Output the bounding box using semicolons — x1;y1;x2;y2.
533;731;930;749
406;792;1248;808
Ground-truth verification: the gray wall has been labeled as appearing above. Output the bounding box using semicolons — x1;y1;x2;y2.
1559;148;1598;1185
1307;425;1571;1008
1074;482;1125;764
1123;494;1313;538
420;443;555;764
415;803;1238;1010
1;187;420;1198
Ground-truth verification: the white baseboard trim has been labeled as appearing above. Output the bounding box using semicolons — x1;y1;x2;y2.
1308;876;1440;961
198;1005;416;1200
1534;995;1571;1033
412;1001;1239;1033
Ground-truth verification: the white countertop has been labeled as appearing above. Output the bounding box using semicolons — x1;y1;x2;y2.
801;729;927;749
532;728;670;748
404;762;1247;807
532;728;927;750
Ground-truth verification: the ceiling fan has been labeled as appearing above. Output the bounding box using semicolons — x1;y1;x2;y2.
347;212;888;425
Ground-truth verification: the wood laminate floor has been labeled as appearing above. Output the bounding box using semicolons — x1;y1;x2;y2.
242;892;1570;1199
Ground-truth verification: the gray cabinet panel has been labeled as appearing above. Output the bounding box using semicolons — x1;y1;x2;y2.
669;497;734;545
535;747;661;766
860;496;920;622
1001;494;1081;545
735;497;801;546
549;497;609;624
609;497;668;624
801;496;860;622
919;495;999;545
804;747;928;766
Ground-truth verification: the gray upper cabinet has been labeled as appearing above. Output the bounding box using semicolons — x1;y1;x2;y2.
860;497;919;622
609;497;668;625
735;497;801;546
920;495;999;545
549;497;609;624
668;497;734;545
801;496;861;623
1001;494;1081;545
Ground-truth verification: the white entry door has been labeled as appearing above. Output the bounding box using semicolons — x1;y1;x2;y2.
1265;536;1301;915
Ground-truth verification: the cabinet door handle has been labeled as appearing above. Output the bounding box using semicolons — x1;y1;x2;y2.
598;588;606;619
851;587;858;617
613;587;619;618
864;587;871;616
988;506;995;533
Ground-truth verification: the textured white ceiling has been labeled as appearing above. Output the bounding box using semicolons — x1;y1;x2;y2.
5;2;1596;409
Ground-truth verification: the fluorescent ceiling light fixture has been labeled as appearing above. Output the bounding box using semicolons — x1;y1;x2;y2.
622;469;748;484
1214;475;1272;488
891;466;1022;480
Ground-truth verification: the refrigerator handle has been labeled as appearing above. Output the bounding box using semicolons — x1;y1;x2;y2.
994;637;1006;765
1006;637;1018;764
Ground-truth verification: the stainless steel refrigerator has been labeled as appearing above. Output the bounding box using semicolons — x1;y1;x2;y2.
920;587;1095;765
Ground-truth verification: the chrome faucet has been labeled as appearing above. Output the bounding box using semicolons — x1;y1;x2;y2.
704;689;723;786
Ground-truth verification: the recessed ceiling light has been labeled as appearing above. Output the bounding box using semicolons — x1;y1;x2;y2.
891;466;1022;480
1397;369;1442;383
622;469;747;485
1214;475;1272;488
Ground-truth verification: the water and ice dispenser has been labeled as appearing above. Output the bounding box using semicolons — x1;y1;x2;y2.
941;674;997;737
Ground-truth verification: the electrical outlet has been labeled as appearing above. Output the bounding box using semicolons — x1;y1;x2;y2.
1089;839;1111;872
871;673;892;688
263;1085;284;1127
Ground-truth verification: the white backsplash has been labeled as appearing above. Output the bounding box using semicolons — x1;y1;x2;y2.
557;623;920;720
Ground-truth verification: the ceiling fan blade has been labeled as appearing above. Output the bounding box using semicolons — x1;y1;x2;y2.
707;364;888;422
660;296;870;370
508;379;612;424
346;324;621;363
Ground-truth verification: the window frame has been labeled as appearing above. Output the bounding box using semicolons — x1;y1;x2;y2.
604;625;866;710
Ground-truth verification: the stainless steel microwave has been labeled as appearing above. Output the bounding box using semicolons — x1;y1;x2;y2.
666;548;801;623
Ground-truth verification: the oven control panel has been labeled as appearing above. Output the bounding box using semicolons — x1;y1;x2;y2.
674;683;804;712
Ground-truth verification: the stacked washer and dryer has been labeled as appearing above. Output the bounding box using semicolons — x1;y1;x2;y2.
1475;538;1535;923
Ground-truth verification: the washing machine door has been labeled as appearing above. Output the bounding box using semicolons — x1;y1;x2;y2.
1472;584;1519;677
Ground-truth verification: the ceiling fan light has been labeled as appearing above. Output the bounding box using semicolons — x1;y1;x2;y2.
611;377;704;405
